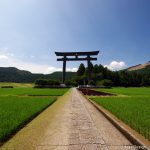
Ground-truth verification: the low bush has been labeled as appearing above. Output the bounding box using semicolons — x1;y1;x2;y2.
97;79;114;86
35;79;60;86
1;86;13;88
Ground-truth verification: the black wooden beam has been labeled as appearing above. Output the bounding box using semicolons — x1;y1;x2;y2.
57;57;97;61
55;51;99;56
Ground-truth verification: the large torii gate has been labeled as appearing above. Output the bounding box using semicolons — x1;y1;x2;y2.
55;51;99;84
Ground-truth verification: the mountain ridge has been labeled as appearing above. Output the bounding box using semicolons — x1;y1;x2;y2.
0;67;76;83
127;61;150;71
127;61;150;73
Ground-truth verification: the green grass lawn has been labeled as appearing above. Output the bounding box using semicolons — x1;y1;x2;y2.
91;87;150;141
96;87;150;96
0;88;68;96
0;86;69;143
0;96;56;142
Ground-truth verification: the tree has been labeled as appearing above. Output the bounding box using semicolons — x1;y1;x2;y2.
35;79;48;85
141;75;150;86
35;79;60;86
77;63;85;76
93;64;99;74
98;79;114;86
89;80;96;86
88;62;94;73
65;80;77;87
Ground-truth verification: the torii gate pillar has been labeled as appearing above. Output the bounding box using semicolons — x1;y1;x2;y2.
62;56;66;83
87;55;91;84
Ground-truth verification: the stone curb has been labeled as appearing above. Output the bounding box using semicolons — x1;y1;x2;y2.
77;89;150;150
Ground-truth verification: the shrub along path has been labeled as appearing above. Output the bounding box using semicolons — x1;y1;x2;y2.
1;88;134;150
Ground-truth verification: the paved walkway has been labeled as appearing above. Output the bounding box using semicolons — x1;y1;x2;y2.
1;88;134;150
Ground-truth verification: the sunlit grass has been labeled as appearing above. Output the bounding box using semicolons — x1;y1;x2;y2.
0;96;56;142
0;82;33;88
96;87;150;96
0;88;68;96
92;87;150;140
0;85;69;142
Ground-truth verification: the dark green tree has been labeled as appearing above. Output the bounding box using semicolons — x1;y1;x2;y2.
77;63;85;76
93;64;99;74
88;62;94;72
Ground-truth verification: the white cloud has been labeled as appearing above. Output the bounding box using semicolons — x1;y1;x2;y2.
44;67;62;74
104;61;127;71
0;54;8;59
44;67;77;74
7;53;14;57
0;52;77;74
66;67;78;72
0;47;14;57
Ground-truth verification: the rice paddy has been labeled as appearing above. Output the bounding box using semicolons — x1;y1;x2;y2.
92;87;150;140
0;85;68;143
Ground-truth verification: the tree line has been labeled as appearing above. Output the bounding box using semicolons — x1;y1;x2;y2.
66;63;150;87
35;63;150;87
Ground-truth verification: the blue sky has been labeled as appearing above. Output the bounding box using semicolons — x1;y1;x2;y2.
0;0;150;73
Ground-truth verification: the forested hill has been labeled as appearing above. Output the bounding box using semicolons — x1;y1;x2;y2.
131;65;150;74
127;61;150;74
0;67;76;83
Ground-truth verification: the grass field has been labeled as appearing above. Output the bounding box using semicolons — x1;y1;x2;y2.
0;82;33;88
92;87;150;140
0;96;56;142
96;87;150;96
0;85;68;143
0;88;68;96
